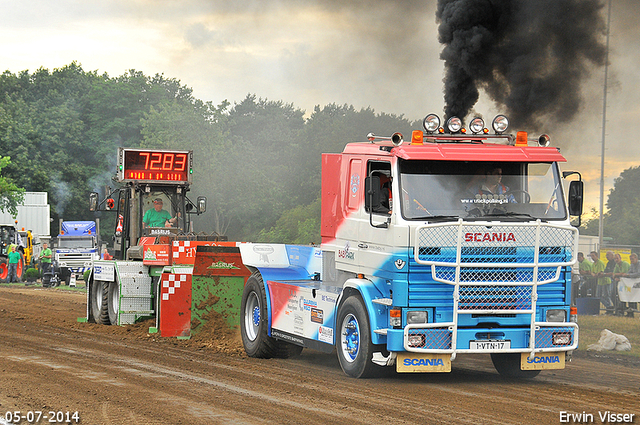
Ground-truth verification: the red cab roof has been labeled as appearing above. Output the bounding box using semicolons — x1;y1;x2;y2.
342;141;567;163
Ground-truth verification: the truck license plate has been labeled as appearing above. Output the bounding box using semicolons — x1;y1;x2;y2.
470;340;511;350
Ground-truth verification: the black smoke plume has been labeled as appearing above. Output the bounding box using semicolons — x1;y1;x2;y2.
436;0;607;130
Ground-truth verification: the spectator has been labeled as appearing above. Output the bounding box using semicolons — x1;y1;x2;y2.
7;245;21;283
619;252;639;317
590;251;613;313
611;253;630;315
102;248;113;260
577;252;594;297
40;242;52;277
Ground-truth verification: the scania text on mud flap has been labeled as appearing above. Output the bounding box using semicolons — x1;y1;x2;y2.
239;113;584;379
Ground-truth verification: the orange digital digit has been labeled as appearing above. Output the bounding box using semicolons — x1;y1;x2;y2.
175;154;186;171
149;153;162;169
140;152;150;169
162;153;174;170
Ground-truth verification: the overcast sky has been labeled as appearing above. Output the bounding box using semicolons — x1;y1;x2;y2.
1;0;639;217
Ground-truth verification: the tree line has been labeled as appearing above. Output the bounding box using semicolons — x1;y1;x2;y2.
0;63;417;243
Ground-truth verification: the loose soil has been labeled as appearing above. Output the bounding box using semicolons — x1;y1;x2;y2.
0;285;638;425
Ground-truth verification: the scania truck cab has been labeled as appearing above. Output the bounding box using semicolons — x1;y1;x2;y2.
239;113;583;379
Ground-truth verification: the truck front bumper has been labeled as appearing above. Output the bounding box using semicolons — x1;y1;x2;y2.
385;322;578;354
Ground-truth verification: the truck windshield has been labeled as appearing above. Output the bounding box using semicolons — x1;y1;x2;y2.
398;160;567;221
58;237;95;248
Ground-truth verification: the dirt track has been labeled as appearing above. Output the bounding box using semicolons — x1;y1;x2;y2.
0;285;638;425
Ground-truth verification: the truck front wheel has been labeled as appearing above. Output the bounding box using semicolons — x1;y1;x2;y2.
490;353;541;379
336;295;378;378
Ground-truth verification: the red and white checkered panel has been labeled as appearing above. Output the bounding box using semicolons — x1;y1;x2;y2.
159;273;192;337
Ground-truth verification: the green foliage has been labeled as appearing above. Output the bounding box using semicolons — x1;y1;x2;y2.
581;166;640;245
0;62;422;244
24;267;40;280
83;269;91;282
257;198;321;244
0;156;25;217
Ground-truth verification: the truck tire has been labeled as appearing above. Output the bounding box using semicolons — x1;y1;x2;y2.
336;294;378;378
107;280;119;325
490;353;541;379
241;272;301;358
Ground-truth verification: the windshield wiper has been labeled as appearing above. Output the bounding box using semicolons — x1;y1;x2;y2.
414;215;460;222
482;212;538;220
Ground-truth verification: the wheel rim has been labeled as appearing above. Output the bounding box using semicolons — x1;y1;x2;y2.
244;291;260;341
340;313;360;363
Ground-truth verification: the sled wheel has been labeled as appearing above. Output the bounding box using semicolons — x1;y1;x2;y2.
107;280;119;325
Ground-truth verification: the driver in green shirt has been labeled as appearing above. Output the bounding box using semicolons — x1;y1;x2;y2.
143;198;176;228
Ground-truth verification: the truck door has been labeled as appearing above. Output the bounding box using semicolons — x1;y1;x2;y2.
359;160;407;280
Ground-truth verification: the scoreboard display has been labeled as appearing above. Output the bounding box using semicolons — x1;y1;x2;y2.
117;148;193;184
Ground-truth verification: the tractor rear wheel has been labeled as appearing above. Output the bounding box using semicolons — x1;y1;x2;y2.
0;259;8;282
107;280;119;325
95;280;111;325
16;254;24;282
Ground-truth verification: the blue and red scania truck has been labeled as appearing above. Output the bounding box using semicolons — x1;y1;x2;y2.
239;113;584;378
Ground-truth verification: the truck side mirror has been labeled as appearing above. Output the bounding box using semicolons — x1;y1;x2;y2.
364;176;390;229
197;196;207;214
568;180;583;226
89;192;99;212
364;176;381;212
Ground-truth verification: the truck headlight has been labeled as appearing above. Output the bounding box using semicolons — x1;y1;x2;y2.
407;310;428;324
546;309;567;323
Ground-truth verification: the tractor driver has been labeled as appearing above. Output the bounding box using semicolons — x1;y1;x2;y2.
142;198;176;228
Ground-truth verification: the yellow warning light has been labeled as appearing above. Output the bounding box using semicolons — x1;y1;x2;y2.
411;130;423;145
516;131;528;146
